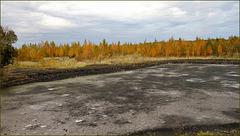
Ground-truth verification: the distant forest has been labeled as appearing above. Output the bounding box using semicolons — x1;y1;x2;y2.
15;36;239;62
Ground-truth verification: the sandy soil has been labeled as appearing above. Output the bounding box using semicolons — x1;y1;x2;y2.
1;64;239;135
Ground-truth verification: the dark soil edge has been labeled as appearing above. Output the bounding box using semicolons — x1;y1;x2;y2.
127;123;239;135
1;59;239;89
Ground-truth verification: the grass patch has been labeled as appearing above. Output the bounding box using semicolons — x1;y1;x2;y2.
181;129;239;136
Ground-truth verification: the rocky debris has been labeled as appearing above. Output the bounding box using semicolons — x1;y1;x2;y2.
75;120;83;123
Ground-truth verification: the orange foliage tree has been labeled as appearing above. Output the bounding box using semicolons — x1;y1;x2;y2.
15;36;239;62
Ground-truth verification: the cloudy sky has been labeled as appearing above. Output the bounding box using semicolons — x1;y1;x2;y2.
1;1;239;48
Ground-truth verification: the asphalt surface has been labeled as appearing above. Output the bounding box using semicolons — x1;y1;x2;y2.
1;64;239;135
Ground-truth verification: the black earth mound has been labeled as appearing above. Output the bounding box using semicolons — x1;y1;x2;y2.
1;59;239;89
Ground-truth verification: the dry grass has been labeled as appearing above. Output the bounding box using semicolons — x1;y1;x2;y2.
10;57;85;70
181;129;239;136
99;55;239;64
6;55;239;70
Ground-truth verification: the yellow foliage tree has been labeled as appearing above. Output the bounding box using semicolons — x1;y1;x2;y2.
207;46;213;56
217;45;223;56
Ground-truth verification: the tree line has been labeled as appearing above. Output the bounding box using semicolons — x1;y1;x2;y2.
15;36;239;62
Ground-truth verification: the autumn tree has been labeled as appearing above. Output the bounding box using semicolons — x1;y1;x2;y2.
45;41;51;57
116;41;121;55
217;44;223;56
165;37;174;57
58;44;64;57
36;45;45;61
63;44;70;57
29;44;37;61
207;39;215;55
93;45;99;60
82;39;89;60
88;41;93;60
102;39;108;57
55;47;59;57
229;36;239;56
186;46;190;58
68;47;74;58
207;45;213;56
76;44;82;61
20;44;29;61
50;41;56;57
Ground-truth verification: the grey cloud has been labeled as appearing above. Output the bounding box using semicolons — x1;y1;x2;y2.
2;1;239;48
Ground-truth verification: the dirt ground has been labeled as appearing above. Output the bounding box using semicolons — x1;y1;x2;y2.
1;64;239;135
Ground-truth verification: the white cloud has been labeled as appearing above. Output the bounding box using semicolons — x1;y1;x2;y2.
208;12;216;16
39;15;76;28
35;1;171;21
170;7;186;17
